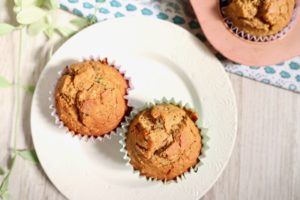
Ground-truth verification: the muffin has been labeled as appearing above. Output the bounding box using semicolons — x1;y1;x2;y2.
55;59;128;137
125;103;201;181
224;0;295;36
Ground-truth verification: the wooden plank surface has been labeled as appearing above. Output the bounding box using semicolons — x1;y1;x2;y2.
0;5;299;200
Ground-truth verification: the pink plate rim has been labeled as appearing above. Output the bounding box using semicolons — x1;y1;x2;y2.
191;0;300;66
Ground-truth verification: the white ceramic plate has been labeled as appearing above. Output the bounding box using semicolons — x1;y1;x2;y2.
31;17;237;200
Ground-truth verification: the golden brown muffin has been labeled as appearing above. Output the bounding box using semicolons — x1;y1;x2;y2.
55;59;128;136
224;0;295;36
126;104;201;181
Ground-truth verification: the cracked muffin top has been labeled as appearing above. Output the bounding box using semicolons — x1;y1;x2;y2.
224;0;295;36
126;104;201;181
55;59;128;137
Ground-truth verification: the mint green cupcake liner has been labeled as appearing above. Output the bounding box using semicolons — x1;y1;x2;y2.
119;97;209;183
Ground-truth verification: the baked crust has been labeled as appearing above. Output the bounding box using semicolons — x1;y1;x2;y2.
126;104;201;181
55;59;128;136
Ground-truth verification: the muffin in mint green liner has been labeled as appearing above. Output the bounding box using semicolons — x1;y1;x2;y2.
120;98;209;183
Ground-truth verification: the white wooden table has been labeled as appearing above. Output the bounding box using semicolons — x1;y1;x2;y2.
0;5;299;200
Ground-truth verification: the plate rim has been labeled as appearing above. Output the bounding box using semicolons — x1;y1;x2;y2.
190;0;300;66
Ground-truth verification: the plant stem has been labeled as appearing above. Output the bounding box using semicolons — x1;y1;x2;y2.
13;28;24;154
0;27;24;197
0;155;16;190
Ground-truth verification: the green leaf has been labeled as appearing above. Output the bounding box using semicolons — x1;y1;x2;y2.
17;149;39;164
0;167;4;175
41;15;54;39
0;190;10;200
21;0;38;7
16;6;46;25
48;45;53;60
55;26;77;38
0;76;12;88
35;0;44;6
49;0;59;9
25;84;35;94
7;156;16;170
42;0;59;10
14;0;21;6
70;18;89;29
28;17;48;36
46;15;53;25
0;23;16;36
44;26;54;38
0;175;9;197
13;5;21;13
15;0;44;8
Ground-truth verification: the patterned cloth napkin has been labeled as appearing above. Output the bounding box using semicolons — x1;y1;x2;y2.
59;0;300;93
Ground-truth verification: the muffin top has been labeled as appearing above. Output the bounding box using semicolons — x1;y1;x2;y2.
126;104;201;181
224;0;295;36
55;59;128;136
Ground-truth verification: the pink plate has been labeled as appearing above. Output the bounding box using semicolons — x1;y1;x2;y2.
190;0;300;66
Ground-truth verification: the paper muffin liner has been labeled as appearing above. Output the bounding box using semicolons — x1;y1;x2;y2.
220;0;299;42
49;55;133;142
119;97;209;183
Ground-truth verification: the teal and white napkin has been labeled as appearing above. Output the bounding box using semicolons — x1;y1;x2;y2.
59;0;300;93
